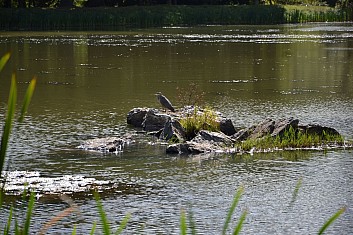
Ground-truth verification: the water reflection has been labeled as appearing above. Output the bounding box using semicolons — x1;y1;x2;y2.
0;23;353;234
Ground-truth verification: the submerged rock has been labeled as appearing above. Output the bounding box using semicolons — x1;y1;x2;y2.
77;136;132;153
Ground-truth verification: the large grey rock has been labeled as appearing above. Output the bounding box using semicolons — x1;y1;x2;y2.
271;117;299;138
127;108;149;128
194;130;234;146
166;130;234;154
232;126;255;142
142;109;170;132
247;117;299;140
298;124;340;136
249;119;275;139
219;118;236;136
159;119;186;143
166;141;223;154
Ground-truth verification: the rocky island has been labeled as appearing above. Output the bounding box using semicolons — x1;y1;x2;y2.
125;106;349;155
78;106;350;155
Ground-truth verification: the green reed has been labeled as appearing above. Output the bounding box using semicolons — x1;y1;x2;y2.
284;5;350;23
318;207;346;235
93;191;131;235
179;186;247;235
0;53;36;179
1;182;348;234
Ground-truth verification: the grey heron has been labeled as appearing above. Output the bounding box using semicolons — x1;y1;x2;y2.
155;92;175;112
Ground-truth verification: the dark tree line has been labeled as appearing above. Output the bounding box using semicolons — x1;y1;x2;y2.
0;0;253;8
0;0;352;9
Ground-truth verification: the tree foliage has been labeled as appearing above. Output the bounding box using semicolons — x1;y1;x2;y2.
1;0;350;8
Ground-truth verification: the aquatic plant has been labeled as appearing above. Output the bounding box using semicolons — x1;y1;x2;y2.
0;52;35;235
93;191;131;235
180;186;247;235
318;207;346;235
179;107;220;140
237;126;345;152
1;181;348;234
2;187;35;235
222;186;247;235
284;5;350;22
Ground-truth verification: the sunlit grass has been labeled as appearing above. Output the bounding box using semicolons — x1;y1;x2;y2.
179;107;220;140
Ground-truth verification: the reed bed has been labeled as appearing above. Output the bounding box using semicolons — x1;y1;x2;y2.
284;5;351;23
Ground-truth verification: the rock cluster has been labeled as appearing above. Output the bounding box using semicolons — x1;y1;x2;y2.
127;107;343;155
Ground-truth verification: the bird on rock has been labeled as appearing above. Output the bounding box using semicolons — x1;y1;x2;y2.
155;92;175;112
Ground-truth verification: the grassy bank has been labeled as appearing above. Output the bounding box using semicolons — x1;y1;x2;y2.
0;5;351;31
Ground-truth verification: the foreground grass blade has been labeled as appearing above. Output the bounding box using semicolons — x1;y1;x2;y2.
18;77;37;122
72;225;77;235
318;207;346;235
94;191;111;235
180;209;187;235
23;192;36;235
90;221;97;235
0;52;10;72
290;177;303;205
0;74;17;175
114;213;131;235
4;205;14;235
233;210;247;235
222;186;244;235
187;208;197;235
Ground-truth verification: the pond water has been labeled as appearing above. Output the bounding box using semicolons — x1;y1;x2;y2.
0;23;353;234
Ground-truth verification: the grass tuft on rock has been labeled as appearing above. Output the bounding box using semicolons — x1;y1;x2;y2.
237;126;344;152
179;107;220;140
